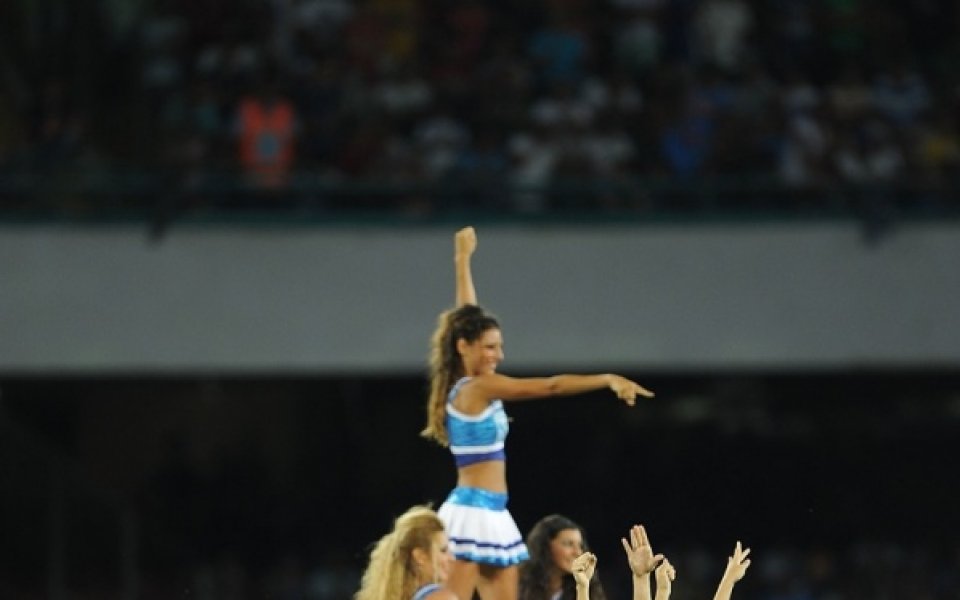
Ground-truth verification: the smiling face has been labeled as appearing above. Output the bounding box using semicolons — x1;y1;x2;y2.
416;531;454;584
457;327;504;376
549;528;584;575
430;532;454;582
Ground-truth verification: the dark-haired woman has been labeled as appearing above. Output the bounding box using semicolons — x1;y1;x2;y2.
522;518;673;600
519;515;609;600
421;227;654;600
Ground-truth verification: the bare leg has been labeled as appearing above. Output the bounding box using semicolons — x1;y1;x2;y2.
446;559;480;600
477;564;518;600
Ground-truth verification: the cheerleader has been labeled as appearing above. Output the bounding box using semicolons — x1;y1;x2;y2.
421;226;654;600
355;505;459;600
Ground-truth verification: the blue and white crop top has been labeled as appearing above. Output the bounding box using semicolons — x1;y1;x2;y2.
446;376;509;467
412;583;442;600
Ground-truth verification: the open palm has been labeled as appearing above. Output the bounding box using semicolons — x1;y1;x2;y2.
621;524;664;576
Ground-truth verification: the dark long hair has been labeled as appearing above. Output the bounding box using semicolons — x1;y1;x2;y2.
421;304;500;446
519;515;607;600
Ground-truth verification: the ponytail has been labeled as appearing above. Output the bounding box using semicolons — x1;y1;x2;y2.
422;308;459;446
355;529;403;600
421;304;499;446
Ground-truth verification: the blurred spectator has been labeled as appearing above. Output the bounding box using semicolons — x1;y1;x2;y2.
584;113;637;177
692;0;754;74
872;59;931;127
914;108;960;185
582;70;644;117
235;81;299;191
612;3;663;75
373;62;434;121
831;119;904;240
780;70;822;118
660;94;713;179
413;104;471;182
447;129;510;211
659;116;710;179
288;0;354;49
528;11;591;90
827;62;873;121
779;108;832;188
5;0;960;219
138;3;188;128
832;120;905;184
509;123;561;213
763;0;819;77
530;82;596;130
779;70;830;188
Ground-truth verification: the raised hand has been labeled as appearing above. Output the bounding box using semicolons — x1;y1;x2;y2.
455;226;477;258
572;552;598;587
712;541;751;600
722;541;751;583
454;226;478;306
655;558;676;598
621;524;664;577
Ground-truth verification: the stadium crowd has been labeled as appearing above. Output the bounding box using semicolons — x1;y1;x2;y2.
2;0;960;216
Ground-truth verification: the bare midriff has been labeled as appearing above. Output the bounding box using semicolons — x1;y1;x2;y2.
456;459;507;493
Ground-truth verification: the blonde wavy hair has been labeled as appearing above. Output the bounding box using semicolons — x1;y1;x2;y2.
355;506;446;600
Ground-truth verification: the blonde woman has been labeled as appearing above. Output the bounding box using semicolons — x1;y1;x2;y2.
422;226;654;600
355;506;458;600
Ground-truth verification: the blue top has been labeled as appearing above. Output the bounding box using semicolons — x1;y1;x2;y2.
412;583;442;600
446;376;509;467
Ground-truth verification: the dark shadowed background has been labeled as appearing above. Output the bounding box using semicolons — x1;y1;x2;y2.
3;0;960;598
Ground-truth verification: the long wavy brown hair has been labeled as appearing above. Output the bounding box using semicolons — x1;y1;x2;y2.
519;514;607;600
421;304;500;446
